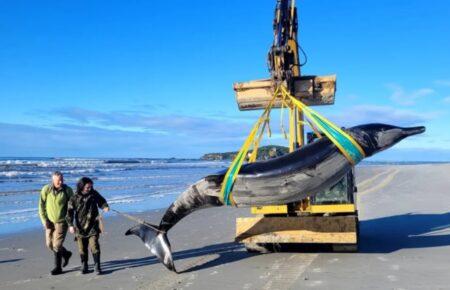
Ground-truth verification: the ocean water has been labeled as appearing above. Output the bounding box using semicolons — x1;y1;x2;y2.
0;157;228;235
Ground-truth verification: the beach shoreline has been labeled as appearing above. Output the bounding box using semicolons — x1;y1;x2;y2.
1;159;444;237
0;208;165;239
0;157;229;236
1;164;450;289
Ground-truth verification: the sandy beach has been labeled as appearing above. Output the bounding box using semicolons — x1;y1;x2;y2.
1;164;450;290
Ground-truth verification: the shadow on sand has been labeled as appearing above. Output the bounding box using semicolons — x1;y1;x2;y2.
99;212;450;273
0;258;23;264
265;212;450;254
100;242;250;274
359;212;450;253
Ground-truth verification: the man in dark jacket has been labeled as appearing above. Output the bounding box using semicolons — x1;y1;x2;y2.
39;171;73;275
66;177;109;274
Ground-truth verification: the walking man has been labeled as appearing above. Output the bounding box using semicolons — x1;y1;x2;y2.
39;171;73;275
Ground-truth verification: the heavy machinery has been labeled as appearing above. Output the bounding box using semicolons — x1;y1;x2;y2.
234;0;359;252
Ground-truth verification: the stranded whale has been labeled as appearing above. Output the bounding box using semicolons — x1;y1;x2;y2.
126;123;425;272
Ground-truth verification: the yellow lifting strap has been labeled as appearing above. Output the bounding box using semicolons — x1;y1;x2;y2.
220;85;366;206
248;115;271;163
279;85;366;165
220;88;279;205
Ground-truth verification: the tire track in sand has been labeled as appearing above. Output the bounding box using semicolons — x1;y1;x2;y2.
261;253;318;290
357;168;400;195
141;170;398;289
139;244;241;290
357;168;396;190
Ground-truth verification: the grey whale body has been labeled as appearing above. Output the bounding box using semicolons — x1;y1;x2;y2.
125;123;425;272
218;136;350;206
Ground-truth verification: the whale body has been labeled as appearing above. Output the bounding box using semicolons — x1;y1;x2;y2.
126;123;425;272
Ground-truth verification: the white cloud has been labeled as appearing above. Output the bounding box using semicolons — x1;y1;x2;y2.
386;84;435;106
48;107;253;139
326;104;435;128
3;99;447;158
0;121;249;158
443;96;450;104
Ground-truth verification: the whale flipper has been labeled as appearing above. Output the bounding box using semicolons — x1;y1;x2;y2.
125;224;176;272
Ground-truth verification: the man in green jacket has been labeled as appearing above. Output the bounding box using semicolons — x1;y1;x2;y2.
39;171;74;275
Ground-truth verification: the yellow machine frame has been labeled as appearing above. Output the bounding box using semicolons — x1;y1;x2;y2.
234;0;359;251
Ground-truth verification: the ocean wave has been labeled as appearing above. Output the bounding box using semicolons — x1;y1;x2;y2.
105;183;182;190
0;183;183;197
0;188;39;196
96;174;193;181
106;197;145;205
0;167;122;180
0;171;23;178
0;157;225;168
0;157;225;232
0;208;37;216
104;159;141;164
0;158;226;181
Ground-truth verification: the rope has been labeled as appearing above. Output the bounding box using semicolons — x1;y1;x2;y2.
279;101;288;140
306;118;322;139
111;209;164;233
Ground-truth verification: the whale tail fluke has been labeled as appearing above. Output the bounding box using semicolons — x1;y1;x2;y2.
125;224;176;273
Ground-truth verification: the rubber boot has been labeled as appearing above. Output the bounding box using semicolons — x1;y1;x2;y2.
61;248;72;268
50;251;63;275
93;252;102;275
80;254;89;274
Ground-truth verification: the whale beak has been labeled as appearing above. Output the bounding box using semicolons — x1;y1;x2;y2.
402;126;426;137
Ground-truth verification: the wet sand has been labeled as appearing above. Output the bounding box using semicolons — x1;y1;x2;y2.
1;164;450;290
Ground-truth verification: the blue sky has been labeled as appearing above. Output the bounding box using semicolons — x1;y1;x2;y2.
1;0;450;160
